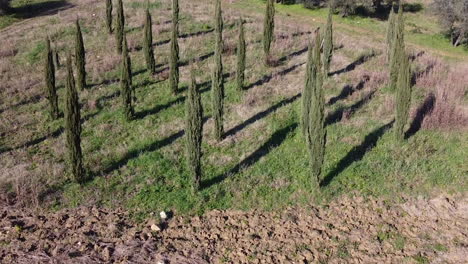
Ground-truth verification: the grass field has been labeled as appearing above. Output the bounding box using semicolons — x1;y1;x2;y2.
0;0;467;220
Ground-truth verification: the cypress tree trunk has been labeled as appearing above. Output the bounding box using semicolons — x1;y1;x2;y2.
263;0;275;63
236;18;246;91
75;19;87;91
115;0;124;53
106;0;113;34
307;29;326;188
322;7;333;76
185;67;203;191
389;1;404;92
395;52;412;142
65;53;85;183
169;0;180;94
212;0;224;141
301;29;321;139
53;43;60;69
44;37;59;120
121;34;134;121
144;8;156;74
386;3;396;63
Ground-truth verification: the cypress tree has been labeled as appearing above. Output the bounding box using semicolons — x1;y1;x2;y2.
75;19;86;91
322;6;333;76
143;8;156;74
121;33;134;120
301;29;321;139
212;0;224;141
106;0;113;34
395;51;412;142
169;0;180;94
53;44;60;69
44;37;59;120
386;2;396;62
115;0;124;53
65;52;85;183
236;17;246;91
307;29;326;188
263;0;275;63
185;66;203;191
389;1;404;92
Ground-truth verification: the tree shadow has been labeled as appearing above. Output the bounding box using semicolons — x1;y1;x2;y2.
328;52;376;77
0;94;42;114
327;75;370;106
12;0;74;19
202;123;298;189
320;120;394;187
100;117;210;175
244;62;305;90
405;93;435;139
351;3;422;21
224;94;301;138
0;127;64;155
277;46;308;65
326;89;376;126
411;63;435;86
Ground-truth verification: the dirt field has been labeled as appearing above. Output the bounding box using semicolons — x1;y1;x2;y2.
1;194;466;263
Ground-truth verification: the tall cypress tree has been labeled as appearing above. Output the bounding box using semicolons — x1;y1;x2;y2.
263;0;275;63
302;29;321;139
212;0;224;141
53;43;60;69
44;37;59;120
106;0;113;34
115;0;124;53
389;1;404;92
185;66;203;191
169;0;180;94
307;29;326;188
395;51;412;142
144;8;156;74
322;6;333;76
386;2;396;62
75;19;86;90
65;52;85;183
121;33;134;120
236;17;246;91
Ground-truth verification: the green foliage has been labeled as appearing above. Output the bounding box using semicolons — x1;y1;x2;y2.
169;0;180;94
185;67;204;190
65;53;85;183
301;41;314;138
75;19;86;90
307;29;326;187
389;1;404;92
212;0;224;141
236;18;246;91
143;8;156;74
386;3;396;62
394;52;412;142
121;34;134;121
263;0;275;62
115;0;125;53
106;0;113;34
44;37;59;120
322;6;333;76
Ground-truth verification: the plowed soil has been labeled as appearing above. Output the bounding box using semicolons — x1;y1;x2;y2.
1;195;467;263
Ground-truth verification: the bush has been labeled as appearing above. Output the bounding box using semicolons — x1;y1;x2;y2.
432;0;468;47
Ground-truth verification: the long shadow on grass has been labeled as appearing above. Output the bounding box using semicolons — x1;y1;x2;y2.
320;120;395;187
405;93;435;139
0;94;42;114
11;0;74;19
202;123;298;189
328;52;376;77
224;94;301;138
327;75;370;106
0;127;64;155
101;117;210;175
326;89;376;126
244;62;305;90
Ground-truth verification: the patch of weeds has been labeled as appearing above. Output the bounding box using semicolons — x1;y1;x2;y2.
433;243;448;252
26;41;45;65
392;233;406;251
128;1;161;9
412;254;429;264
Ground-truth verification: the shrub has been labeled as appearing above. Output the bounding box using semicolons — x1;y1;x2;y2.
44;37;59;120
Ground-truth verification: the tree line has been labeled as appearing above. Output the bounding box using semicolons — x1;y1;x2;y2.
43;0;414;191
